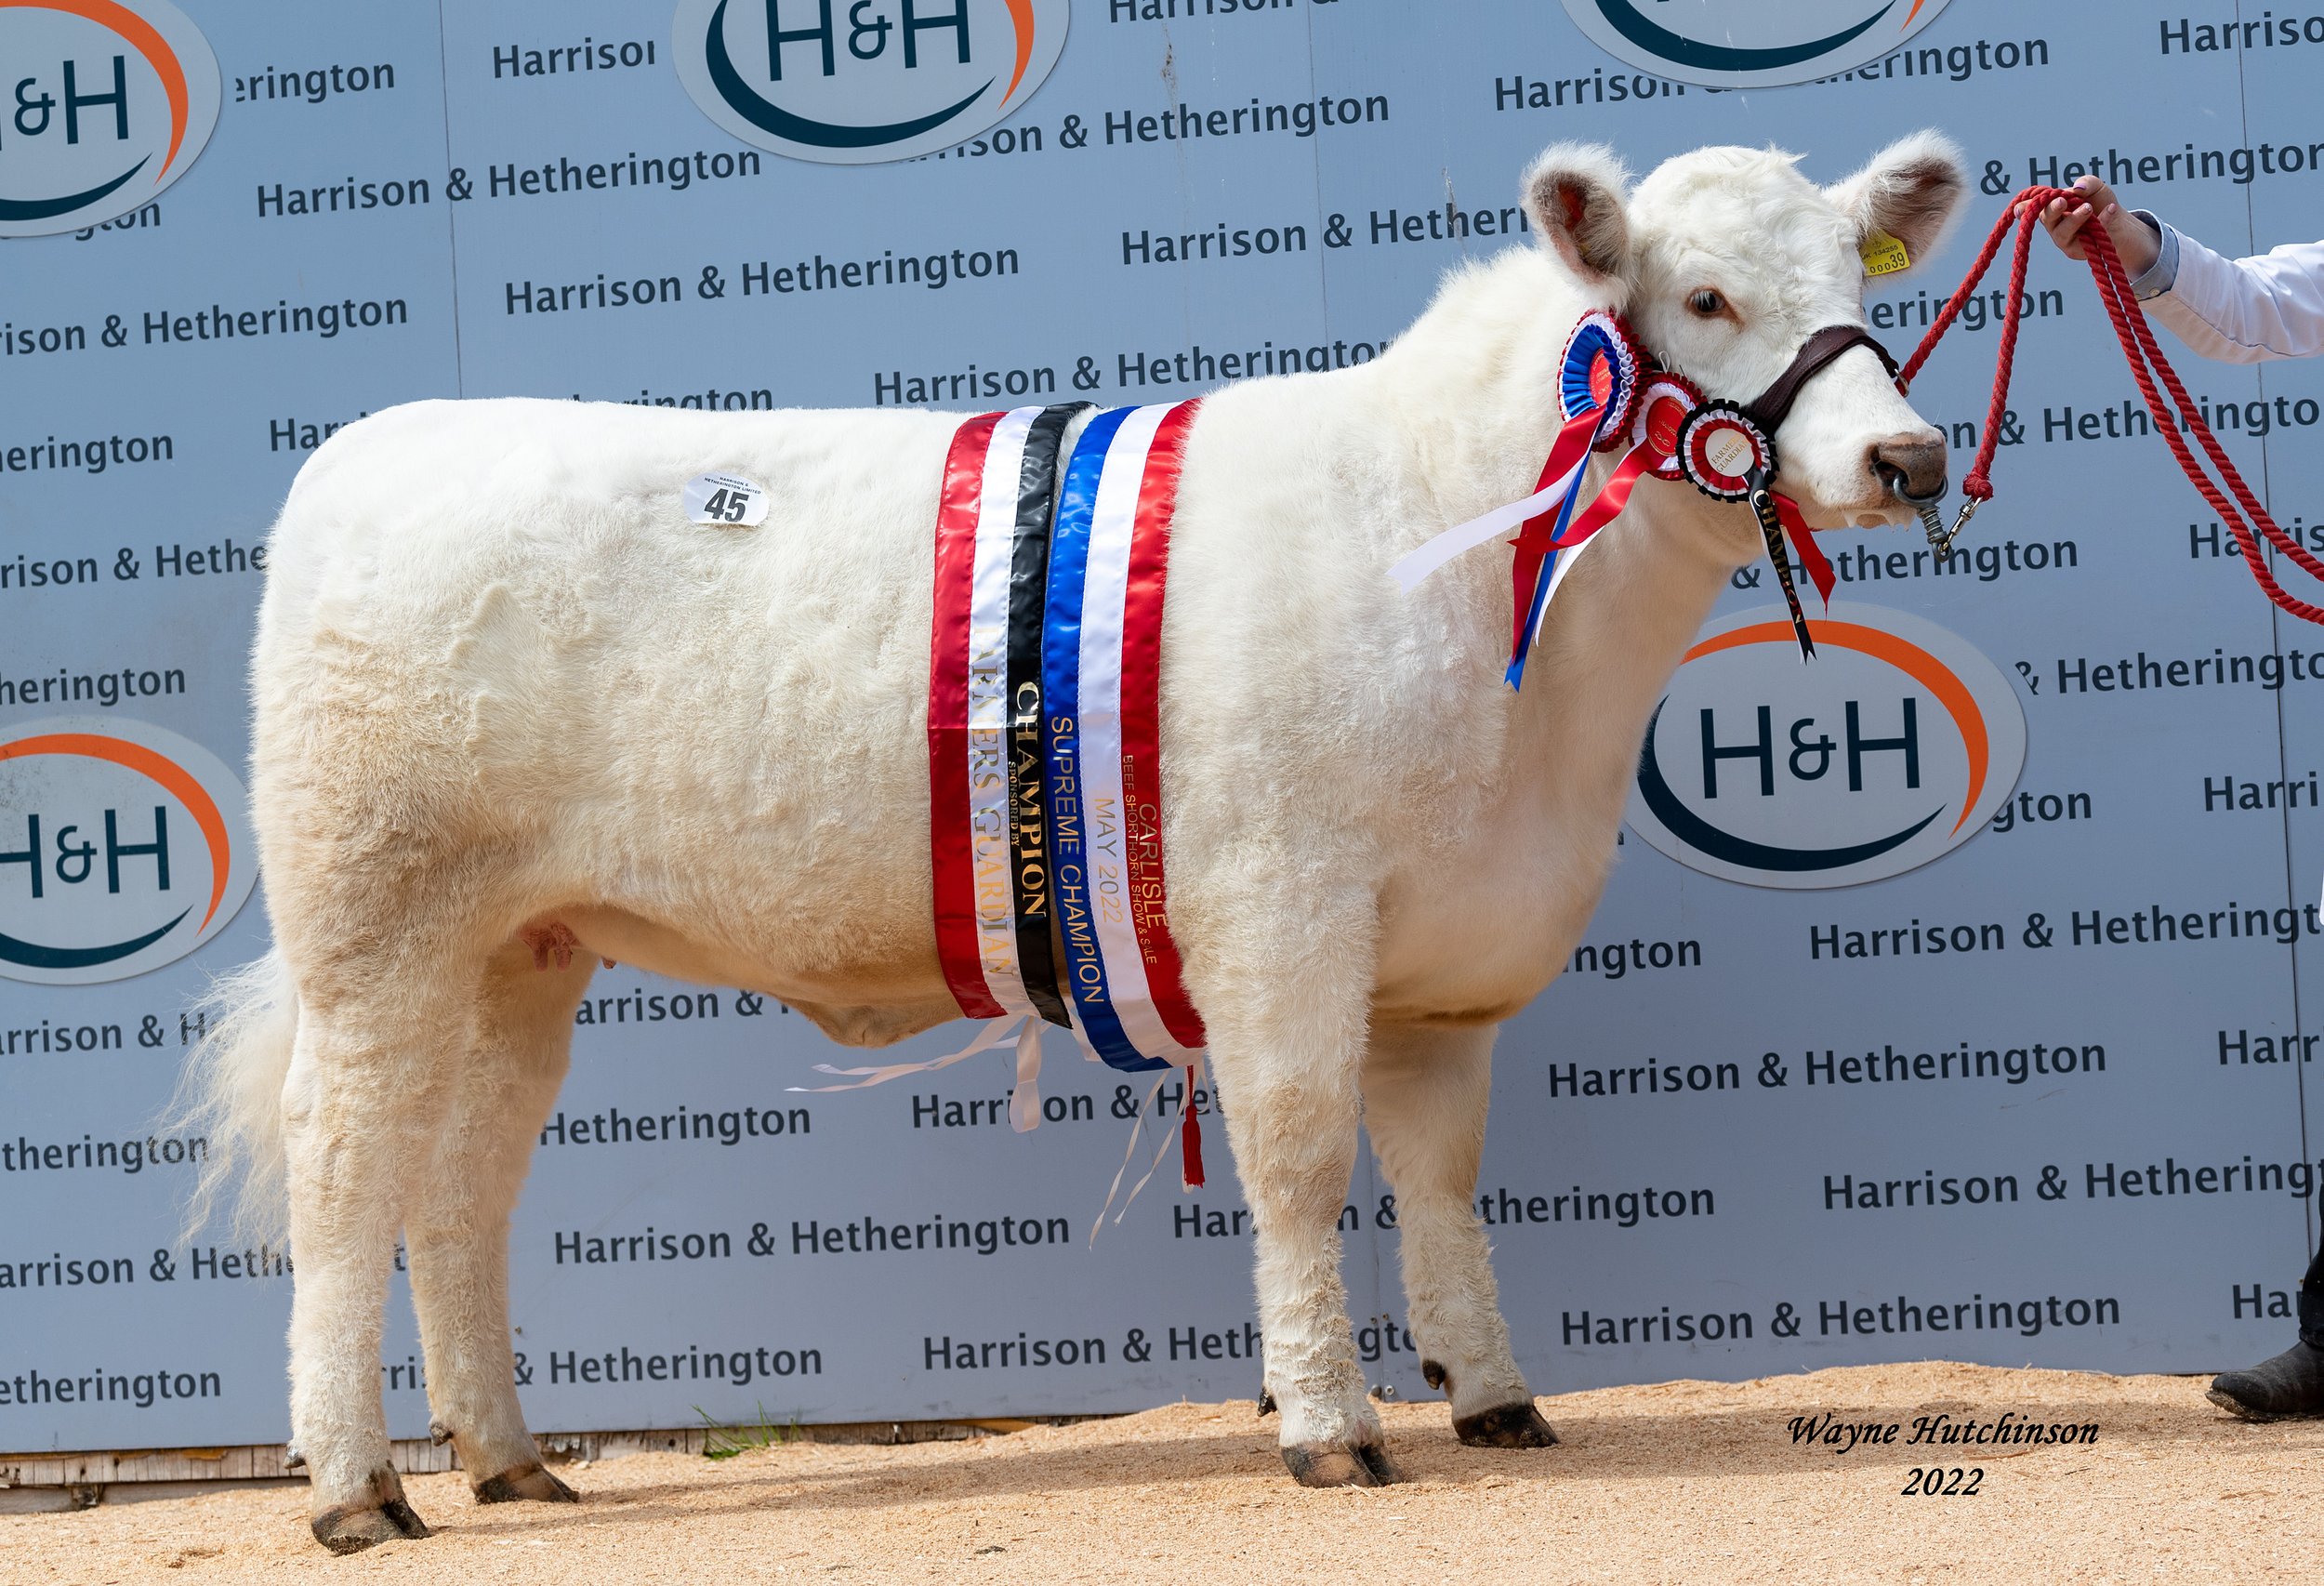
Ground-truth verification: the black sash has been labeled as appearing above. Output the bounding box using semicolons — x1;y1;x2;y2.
1007;403;1090;1028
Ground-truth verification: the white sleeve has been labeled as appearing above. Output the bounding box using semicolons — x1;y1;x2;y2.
2143;227;2324;364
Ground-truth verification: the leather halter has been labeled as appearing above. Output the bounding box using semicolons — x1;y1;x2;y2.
1740;324;1899;437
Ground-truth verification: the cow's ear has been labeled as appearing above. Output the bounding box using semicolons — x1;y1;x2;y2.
1825;131;1968;271
1523;143;1632;284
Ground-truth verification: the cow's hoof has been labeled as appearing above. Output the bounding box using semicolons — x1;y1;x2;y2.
1282;1441;1402;1487
473;1460;578;1504
310;1470;431;1554
1455;1401;1559;1448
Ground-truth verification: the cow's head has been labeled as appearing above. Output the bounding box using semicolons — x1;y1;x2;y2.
1523;135;1967;529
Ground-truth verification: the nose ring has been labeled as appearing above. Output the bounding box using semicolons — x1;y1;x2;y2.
1893;477;1953;557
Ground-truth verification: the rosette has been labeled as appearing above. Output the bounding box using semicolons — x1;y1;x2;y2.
1559;311;1645;452
1630;371;1704;482
1677;403;1775;502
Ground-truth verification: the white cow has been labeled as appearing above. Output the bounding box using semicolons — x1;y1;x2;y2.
182;136;1965;1551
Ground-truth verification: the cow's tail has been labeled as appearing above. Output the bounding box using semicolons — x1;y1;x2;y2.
172;948;299;1245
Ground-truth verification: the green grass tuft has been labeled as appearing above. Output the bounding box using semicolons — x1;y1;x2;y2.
696;1403;799;1460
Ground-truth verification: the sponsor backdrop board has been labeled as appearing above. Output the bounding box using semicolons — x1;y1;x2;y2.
3;0;2320;1451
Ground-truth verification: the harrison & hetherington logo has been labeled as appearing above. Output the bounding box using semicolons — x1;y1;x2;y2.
0;0;219;237
671;0;1067;165
0;717;256;984
1561;0;1954;88
1624;602;2026;890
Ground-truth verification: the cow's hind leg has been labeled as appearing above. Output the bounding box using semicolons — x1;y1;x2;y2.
283;940;482;1553
404;941;591;1505
1363;1023;1554;1447
1202;877;1393;1487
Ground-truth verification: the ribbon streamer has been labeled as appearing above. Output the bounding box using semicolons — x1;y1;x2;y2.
1508;439;1666;683
1122;1078;1195;1212
1389;435;1589;592
1398;312;1652;688
1750;479;1816;661
1506;409;1611;660
1560;440;1657;548
1392;311;1887;680
1089;1072;1171;1244
1180;1063;1205;1190
1506;456;1587;686
1775;493;1836;607
787;1012;1026;1092
1009;1017;1044;1133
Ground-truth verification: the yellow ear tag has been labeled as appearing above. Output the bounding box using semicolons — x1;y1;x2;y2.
1859;227;1911;277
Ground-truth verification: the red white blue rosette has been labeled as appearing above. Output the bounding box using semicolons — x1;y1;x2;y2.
1631;371;1704;482
1677;402;1773;502
1560;311;1644;452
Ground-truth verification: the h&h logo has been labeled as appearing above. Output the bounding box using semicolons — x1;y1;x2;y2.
0;717;257;984
0;0;219;238
1624;603;2025;889
672;0;1069;165
1561;0;1954;88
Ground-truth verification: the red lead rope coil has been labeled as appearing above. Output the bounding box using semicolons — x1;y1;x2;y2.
1898;185;2324;626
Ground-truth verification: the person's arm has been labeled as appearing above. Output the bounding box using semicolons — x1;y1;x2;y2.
2042;175;2324;364
2143;228;2324;363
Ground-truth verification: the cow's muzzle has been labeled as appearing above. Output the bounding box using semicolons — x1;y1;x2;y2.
1872;434;1949;505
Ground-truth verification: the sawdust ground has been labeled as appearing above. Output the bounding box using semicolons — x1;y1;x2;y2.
6;1362;2321;1585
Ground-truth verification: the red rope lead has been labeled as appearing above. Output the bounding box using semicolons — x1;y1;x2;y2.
1898;186;2324;625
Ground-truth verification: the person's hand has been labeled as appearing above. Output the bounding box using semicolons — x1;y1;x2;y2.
2040;175;2160;276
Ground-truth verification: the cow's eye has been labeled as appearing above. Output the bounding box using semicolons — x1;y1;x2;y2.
1687;288;1726;317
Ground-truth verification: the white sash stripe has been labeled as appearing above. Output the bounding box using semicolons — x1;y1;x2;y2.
967;406;1039;1016
1389;454;1589;592
1077;404;1193;1062
1526;524;1601;652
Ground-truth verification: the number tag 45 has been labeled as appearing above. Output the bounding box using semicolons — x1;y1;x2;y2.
683;472;771;527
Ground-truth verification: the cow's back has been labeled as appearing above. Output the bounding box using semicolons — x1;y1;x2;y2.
251;398;968;987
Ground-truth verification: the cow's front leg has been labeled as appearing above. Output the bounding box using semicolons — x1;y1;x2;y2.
1364;1022;1554;1447
1200;879;1393;1487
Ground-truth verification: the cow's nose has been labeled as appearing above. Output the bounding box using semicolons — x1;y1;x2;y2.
1868;433;1948;502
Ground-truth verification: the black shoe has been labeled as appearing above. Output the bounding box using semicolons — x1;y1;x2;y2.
2209;1341;2324;1421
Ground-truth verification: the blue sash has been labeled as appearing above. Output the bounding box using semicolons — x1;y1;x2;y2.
1041;408;1167;1073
